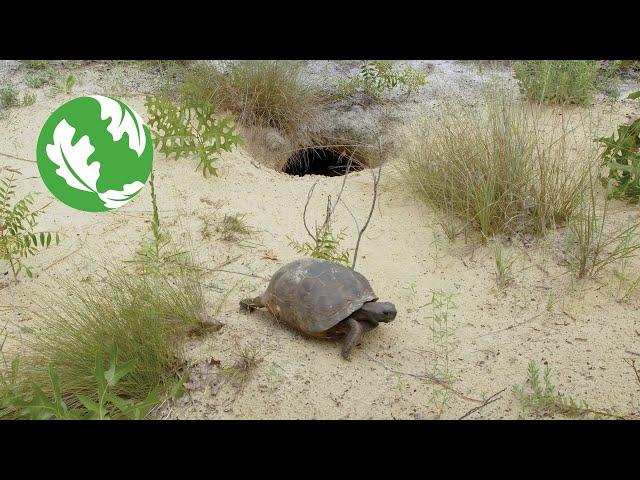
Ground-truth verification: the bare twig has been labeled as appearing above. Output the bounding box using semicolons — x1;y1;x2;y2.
363;351;482;404
624;358;640;388
458;387;507;419
321;154;354;231
352;138;383;270
303;180;319;242
0;152;35;164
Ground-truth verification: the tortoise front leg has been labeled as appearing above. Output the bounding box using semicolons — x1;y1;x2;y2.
239;295;265;312
341;318;363;360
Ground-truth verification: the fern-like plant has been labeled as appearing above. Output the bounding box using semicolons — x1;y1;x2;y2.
336;60;427;100
0;171;60;280
145;94;241;177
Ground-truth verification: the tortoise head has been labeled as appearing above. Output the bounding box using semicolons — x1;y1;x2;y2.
355;301;397;324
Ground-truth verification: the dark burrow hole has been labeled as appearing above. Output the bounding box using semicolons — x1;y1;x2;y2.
282;147;365;177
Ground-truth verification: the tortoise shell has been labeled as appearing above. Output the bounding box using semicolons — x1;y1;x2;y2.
262;258;378;336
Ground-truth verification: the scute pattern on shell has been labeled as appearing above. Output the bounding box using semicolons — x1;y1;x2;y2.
262;258;378;335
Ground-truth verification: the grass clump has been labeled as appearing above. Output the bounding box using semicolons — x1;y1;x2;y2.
183;61;320;134
15;258;204;405
514;60;599;106
493;241;516;289
565;175;640;279
0;82;19;109
22;60;49;70
216;213;254;242
0;174;213;419
398;82;593;239
513;360;623;419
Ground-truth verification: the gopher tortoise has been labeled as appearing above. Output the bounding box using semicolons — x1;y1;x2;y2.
239;258;397;359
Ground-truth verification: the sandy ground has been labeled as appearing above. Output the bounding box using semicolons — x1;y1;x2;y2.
1;61;640;419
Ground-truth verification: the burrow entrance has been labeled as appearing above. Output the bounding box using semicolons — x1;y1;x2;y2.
282;147;366;177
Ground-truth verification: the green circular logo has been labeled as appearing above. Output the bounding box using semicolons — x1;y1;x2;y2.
37;95;153;212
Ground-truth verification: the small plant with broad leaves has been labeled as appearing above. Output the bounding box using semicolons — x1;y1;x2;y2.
336;60;427;100
0;170;60;280
597;91;640;202
288;225;351;268
145;94;241;177
12;345;159;420
51;74;76;95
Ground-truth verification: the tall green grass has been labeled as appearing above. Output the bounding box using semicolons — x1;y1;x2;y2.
398;82;595;239
183;61;321;134
14;258;205;405
565;171;640;279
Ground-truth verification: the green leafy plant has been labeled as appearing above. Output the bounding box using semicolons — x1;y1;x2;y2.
426;290;457;417
513;360;623;419
514;60;599;106
336;60;427;100
145;93;241;177
597;91;640;202
51;74;76;95
288;225;351;267
12;347;159;420
0;171;60;280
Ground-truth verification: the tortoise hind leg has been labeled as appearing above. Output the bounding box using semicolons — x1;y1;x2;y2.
239;295;265;313
341;318;363;360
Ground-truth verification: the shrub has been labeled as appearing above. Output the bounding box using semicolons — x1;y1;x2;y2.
335;60;427;100
514;60;599;106
597;91;640;202
183;61;320;134
398;82;593;238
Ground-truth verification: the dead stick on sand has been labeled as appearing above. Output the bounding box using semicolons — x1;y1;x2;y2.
458;387;507;419
470;312;543;340
198;255;269;281
0;152;35;164
363;352;482;404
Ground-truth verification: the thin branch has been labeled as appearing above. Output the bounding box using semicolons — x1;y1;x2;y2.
352;137;383;270
458;387;507;419
363;351;483;404
303;180;319;242
624;358;640;388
